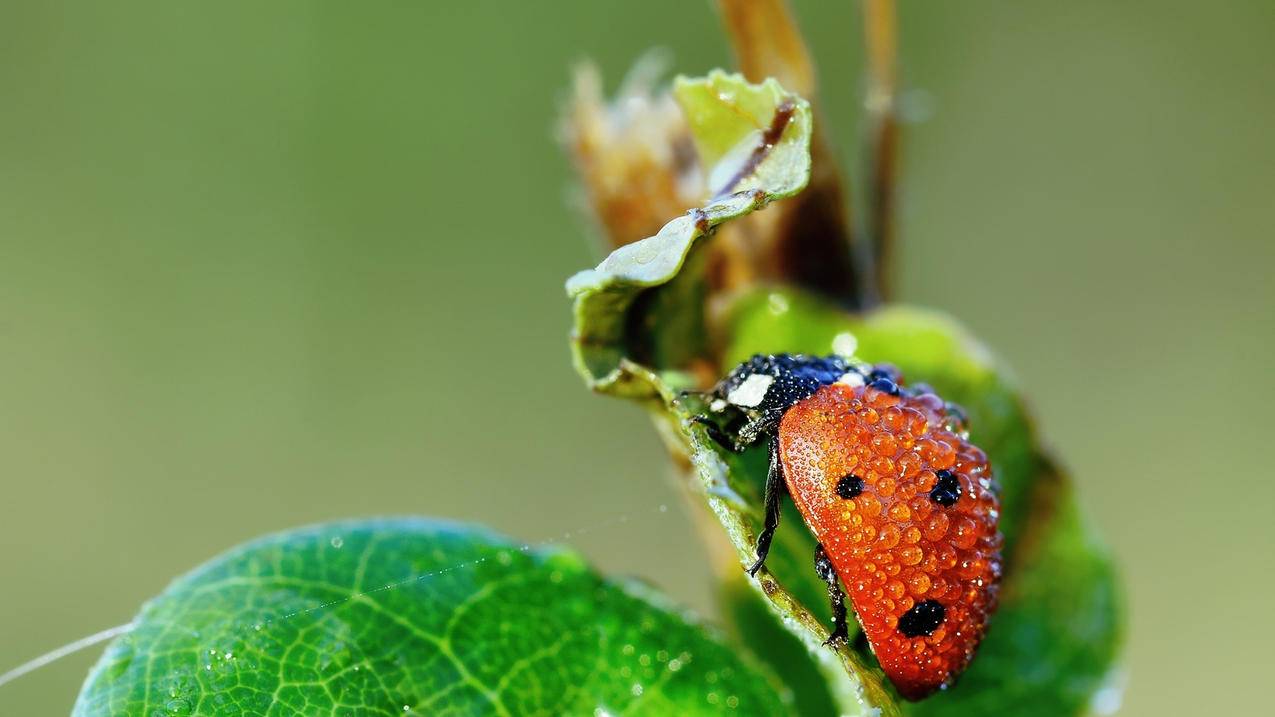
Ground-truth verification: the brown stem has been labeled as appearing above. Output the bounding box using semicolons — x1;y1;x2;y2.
717;0;816;99
715;0;866;308
861;0;899;304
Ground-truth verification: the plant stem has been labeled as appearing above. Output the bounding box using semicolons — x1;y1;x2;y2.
861;0;900;304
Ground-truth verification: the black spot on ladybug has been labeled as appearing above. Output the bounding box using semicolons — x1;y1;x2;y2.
929;469;962;507
867;377;900;396
836;474;865;499
898;600;946;637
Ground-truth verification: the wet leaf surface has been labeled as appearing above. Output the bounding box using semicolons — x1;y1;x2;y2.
73;519;793;716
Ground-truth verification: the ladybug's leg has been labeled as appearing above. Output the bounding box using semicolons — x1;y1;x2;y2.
737;409;784;447
747;438;787;576
815;543;851;646
690;415;746;453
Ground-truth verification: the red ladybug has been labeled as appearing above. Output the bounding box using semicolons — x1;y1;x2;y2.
693;354;1002;699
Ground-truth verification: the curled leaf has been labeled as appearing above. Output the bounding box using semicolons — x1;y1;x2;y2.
714;0;864;305
568;71;812;398
562;55;702;250
670;71;811;200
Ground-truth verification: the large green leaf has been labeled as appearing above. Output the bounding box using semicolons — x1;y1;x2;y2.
566;72;899;717
717;572;838;717
72;519;793;716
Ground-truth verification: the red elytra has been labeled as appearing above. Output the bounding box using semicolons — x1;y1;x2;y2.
779;382;1002;699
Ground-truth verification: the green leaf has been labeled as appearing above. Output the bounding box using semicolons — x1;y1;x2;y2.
671;71;811;199
566;73;899;717
567;70;811;399
718;573;838;717
72;519;794;716
723;290;1124;715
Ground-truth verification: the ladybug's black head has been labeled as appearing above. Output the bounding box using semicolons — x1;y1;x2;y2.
710;353;862;416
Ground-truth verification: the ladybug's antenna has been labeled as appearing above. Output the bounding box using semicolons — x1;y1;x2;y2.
0;622;135;690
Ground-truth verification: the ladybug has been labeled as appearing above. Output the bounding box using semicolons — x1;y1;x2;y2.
692;354;1002;699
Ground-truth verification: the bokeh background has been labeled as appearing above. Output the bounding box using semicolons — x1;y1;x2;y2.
2;1;1271;714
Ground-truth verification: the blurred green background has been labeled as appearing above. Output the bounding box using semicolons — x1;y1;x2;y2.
1;1;1271;714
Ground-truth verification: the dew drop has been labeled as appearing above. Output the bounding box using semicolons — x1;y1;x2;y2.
923;513;950;541
832;332;858;357
877;524;901;549
886;580;905;599
907;572;932;596
952;517;979;549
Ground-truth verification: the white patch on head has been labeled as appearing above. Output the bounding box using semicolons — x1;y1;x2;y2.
836;371;865;388
709;398;728;412
726;373;774;408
